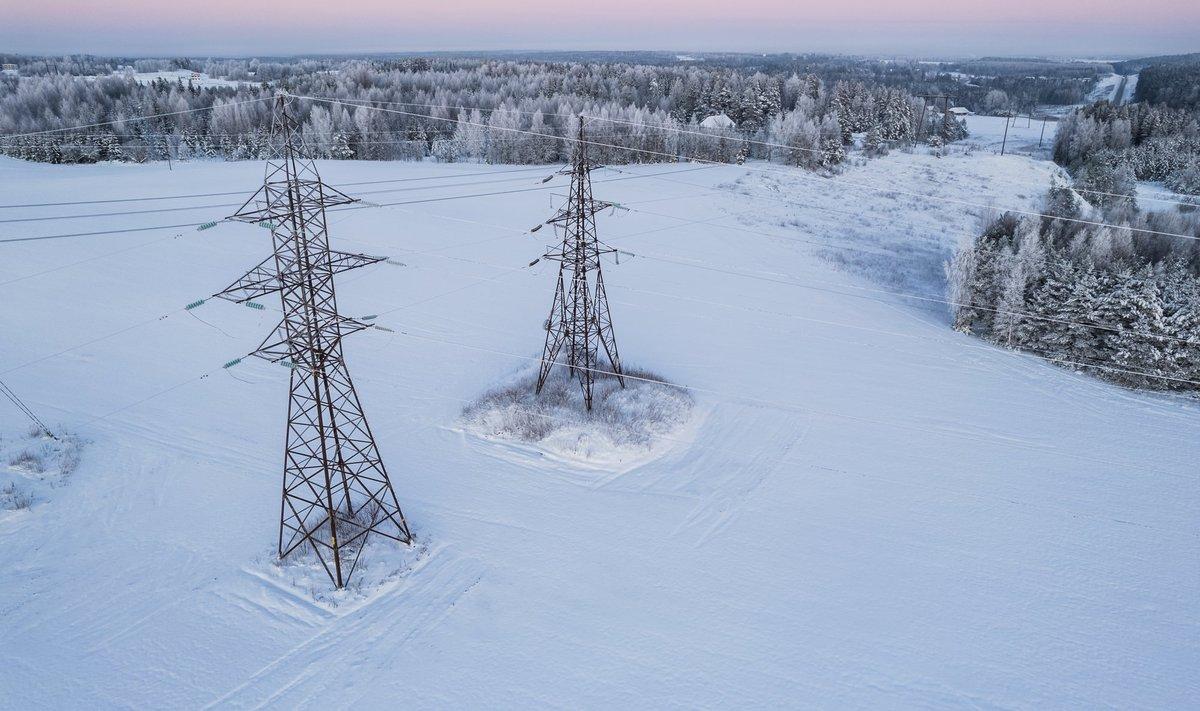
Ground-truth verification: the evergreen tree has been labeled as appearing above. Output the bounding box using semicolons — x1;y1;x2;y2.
819;137;845;169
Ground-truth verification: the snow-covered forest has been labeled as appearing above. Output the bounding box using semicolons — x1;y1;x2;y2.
942;55;1200;391
1130;57;1200;108
948;181;1200;390
1054;101;1200;196
0;56;952;168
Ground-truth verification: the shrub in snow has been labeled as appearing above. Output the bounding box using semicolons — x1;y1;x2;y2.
461;366;695;465
1;481;33;510
8;450;45;474
262;531;429;605
1;429;84;511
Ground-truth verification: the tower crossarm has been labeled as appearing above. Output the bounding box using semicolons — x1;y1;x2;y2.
544;198;617;225
250;314;374;366
215;251;385;303
229;178;358;225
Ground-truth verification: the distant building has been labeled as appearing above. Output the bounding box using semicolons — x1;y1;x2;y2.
947;107;974;117
699;113;735;130
1;63;17;76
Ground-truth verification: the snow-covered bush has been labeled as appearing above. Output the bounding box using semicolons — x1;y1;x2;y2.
1;481;32;510
461;366;695;465
1;429;84;511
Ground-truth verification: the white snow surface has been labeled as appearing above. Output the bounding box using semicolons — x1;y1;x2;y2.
460;367;697;471
1136;180;1198;211
108;69;258;89
1121;73;1140;104
960;114;1058;155
1087;72;1124;103
0;152;1197;708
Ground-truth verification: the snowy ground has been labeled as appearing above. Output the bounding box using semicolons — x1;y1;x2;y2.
106;69;258;89
460;367;696;471
1;149;1197;708
1121;73;1140;104
1137;180;1197;211
1087;72;1126;103
0;427;81;511
960;114;1058;156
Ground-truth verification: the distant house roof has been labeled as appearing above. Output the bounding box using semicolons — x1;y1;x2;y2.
947;107;973;116
699;113;735;130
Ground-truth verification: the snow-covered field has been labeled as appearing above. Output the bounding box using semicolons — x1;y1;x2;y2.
108;69;258;89
1;148;1197;708
961;114;1058;155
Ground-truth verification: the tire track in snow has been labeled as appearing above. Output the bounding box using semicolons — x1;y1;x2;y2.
204;546;484;709
670;405;813;545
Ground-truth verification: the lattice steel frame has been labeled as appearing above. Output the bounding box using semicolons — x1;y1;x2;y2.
536;118;625;410
216;94;411;588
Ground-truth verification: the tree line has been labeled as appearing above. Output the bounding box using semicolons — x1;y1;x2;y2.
0;57;961;168
1133;61;1200;110
947;182;1200;391
1053;101;1200;198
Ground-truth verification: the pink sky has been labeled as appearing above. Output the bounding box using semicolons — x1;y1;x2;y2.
4;0;1198;56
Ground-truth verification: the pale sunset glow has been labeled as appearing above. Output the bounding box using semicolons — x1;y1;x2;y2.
4;0;1198;54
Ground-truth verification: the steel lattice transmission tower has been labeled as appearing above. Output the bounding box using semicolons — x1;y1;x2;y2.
536;118;625;410
216;94;412;588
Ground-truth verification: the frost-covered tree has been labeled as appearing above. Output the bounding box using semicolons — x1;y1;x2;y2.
948;181;1200;391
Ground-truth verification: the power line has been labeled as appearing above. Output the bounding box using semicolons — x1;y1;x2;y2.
3;92;1191;209
301;94;1200;241
5;210;1196;480
0;164;710;244
368;184;1200;352
18;156;1187;360
284;93;1198;207
3;155;1195;391
0;377;56;438
317;196;1200;396
0;170;564;224
0;165;550;210
0;221;212;245
0;96;276;139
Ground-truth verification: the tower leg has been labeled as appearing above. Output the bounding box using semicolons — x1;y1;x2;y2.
537;272;568;394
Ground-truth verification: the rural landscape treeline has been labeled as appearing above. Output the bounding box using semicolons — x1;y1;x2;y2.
0;56;962;168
